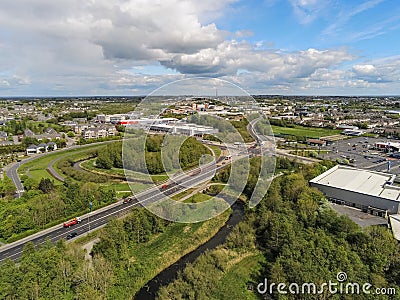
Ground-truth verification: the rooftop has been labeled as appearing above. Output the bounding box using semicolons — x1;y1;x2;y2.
310;165;400;201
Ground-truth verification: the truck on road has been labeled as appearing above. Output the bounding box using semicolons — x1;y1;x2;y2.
63;217;82;228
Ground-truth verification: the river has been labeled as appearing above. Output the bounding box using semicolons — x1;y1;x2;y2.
134;202;245;299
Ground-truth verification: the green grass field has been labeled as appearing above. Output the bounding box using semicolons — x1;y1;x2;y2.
212;253;264;300
271;125;341;139
209;145;222;158
116;209;231;296
183;193;212;203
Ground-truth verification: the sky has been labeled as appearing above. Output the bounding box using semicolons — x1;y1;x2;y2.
0;0;399;96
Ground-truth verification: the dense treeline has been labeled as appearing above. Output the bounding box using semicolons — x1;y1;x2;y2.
213;156;326;199
158;160;400;299
97;136;211;174
77;135;121;145
0;144;25;155
0;177;16;198
96;142;123;169
0;178;115;242
0;205;228;299
0;240;116;299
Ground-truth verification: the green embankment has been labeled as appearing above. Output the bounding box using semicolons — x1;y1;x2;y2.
212;253;264;300
19;143;108;184
110;208;232;297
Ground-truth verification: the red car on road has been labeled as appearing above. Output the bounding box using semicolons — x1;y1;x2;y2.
63;217;82;228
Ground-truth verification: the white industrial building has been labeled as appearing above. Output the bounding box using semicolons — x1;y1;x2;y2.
150;123;218;136
119;117;218;136
310;165;400;217
119;118;177;128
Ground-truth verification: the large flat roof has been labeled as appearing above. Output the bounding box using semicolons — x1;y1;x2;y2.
310;165;400;201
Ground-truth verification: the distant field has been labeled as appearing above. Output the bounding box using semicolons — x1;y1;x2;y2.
271;125;341;139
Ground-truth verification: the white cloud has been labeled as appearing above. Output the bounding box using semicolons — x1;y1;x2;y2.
162;41;354;78
353;64;377;75
0;0;398;95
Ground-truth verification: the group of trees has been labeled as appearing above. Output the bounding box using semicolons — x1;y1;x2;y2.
0;240;115;300
97;136;211;175
0;177;16;198
158;160;400;299
2;119;69;136
57;150;108;183
0;178;115;242
77;135;121;146
188;114;255;143
268;118;295;128
0;207;167;299
96;142;123;169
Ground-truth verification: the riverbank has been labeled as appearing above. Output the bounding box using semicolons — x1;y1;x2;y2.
135;202;245;299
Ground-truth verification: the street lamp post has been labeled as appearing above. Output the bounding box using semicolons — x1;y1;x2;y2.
88;201;93;232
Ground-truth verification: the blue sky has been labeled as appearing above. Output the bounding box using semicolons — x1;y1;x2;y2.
0;0;399;96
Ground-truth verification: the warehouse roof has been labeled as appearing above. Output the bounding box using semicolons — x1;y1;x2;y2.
310;165;400;201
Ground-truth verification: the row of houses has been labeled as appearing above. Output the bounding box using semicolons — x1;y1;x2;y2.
23;128;62;141
82;126;118;139
26;142;58;155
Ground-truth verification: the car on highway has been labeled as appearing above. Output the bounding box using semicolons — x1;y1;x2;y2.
63;217;82;228
374;158;386;163
123;197;136;204
161;184;168;189
66;232;77;240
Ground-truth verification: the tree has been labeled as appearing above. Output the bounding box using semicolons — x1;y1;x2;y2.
96;149;113;169
38;178;55;193
0;176;16;198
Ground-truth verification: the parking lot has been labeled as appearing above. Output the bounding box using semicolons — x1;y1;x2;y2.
330;203;387;228
318;136;400;175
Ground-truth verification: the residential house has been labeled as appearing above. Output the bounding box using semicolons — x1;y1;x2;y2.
82;125;118;139
0;131;7;141
26;142;58;155
23;128;35;137
26;144;39;155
